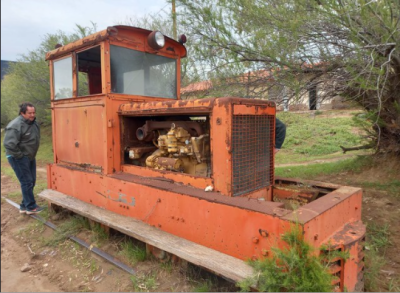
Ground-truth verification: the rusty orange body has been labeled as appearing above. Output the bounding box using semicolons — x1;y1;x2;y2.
45;26;365;291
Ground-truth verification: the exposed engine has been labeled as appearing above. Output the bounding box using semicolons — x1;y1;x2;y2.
123;117;210;177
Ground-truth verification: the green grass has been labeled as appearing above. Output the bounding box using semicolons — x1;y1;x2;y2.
89;222;110;245
118;239;147;266
275;155;373;179
360;180;400;197
388;279;400;292
366;222;391;252
159;260;174;273
276;111;371;164
18;218;47;237
35;126;54;164
364;222;393;291
192;280;214;292
42;215;90;247
130;272;159;292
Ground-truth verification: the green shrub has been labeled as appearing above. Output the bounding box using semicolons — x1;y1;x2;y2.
237;225;343;292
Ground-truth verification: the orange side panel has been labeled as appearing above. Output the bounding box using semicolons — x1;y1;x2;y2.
285;187;362;247
49;165;292;260
53;100;106;169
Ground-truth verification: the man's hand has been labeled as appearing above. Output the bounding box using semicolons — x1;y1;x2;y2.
274;148;280;154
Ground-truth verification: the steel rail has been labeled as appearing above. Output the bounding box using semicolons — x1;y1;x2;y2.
3;197;135;275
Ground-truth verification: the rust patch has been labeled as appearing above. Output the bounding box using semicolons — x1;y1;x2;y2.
118;98;215;115
59;160;103;173
323;221;366;248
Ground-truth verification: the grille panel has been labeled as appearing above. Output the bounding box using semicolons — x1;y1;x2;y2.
232;115;274;196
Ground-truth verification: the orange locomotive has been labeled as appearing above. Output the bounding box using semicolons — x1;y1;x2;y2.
43;26;365;291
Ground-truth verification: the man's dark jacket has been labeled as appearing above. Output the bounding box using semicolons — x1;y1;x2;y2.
3;115;40;160
275;118;286;149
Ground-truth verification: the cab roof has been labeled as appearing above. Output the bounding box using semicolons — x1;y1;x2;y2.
45;25;187;61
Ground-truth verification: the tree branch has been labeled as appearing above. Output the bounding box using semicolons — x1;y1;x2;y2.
340;144;374;154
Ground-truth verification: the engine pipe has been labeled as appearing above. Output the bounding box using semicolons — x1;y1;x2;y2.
136;120;204;142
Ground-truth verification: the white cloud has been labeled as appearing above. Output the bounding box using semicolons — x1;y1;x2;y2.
1;0;168;61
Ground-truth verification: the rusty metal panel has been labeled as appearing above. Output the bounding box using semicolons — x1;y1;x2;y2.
118;97;215;115
232;115;274;196
233;104;275;115
320;221;366;292
46;29;110;61
53;100;107;171
48;164;292;260
46;26;187;61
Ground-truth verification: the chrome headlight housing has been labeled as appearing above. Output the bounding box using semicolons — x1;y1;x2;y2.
148;31;165;50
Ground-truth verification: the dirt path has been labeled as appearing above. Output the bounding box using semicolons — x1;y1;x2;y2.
1;202;61;292
275;153;359;167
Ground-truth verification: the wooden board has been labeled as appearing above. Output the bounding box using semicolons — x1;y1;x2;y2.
39;189;255;284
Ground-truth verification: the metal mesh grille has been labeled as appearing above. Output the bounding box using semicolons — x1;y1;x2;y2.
232;115;274;196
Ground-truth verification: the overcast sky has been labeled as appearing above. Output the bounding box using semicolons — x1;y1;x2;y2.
1;0;169;61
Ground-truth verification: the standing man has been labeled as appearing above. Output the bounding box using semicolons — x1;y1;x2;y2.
3;102;43;214
275;118;286;154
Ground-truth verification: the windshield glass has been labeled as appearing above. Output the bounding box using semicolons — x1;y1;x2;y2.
110;45;177;99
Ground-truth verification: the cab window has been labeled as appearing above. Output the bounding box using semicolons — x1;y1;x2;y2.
110;45;177;99
53;57;73;100
77;46;102;96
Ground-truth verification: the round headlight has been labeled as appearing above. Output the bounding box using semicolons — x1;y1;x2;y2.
148;31;165;50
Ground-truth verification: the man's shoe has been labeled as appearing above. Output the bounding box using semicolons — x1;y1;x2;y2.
19;208;27;214
26;207;44;215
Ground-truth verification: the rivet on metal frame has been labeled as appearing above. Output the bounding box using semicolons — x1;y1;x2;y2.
259;229;269;237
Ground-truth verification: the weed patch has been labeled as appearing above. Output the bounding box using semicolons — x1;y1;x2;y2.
130;272;159;292
43;215;90;247
364;222;393;291
118;239;147;266
159;261;174;273
89;222;110;246
192;279;214;292
361;180;400;197
18;219;46;238
388;278;400;292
